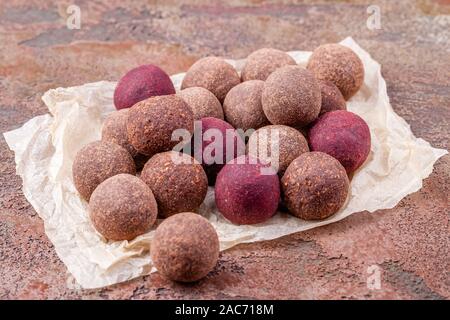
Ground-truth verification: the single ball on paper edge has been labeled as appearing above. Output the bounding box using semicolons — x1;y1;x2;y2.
140;151;208;218
178;87;224;121
114;64;175;110
151;212;220;282
308;110;371;174
307;44;364;100
181;57;241;103
262;65;321;127
241;48;297;81
191;117;245;185
215;155;280;225
89;174;157;241
72;141;136;201
127;95;194;157
281;152;349;220
223;80;270;132
247;124;309;176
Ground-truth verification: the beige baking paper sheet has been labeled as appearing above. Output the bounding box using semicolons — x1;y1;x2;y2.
4;37;448;289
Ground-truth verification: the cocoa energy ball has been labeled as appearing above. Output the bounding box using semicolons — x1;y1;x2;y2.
307;44;364;100
241;48;297;81
141;151;208;218
151;212;219;282
89;174;157;241
223;80;269;131
114;64;175;110
178;87;224;120
215;155;280;225
309;110;371;174
247;125;309;176
72;141;136;200
102;109;138;158
318;79;346;115
127;95;194;157
192;117;245;185
281;152;349;220
261;65;321;127
181;57;240;103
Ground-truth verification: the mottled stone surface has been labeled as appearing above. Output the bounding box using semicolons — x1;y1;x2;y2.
0;0;449;300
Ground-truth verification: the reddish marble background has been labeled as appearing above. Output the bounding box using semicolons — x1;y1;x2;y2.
0;0;449;299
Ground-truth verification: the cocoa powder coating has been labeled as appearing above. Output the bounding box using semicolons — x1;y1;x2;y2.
318;79;346;115
261;65;321;127
151;212;219;282
127;95;194;157
223;80;269;131
247;125;309;176
307;44;364;100
181;57;241;103
102;109;138;158
140;151;208;218
178;87;224;120
72;141;136;201
241;48;296;81
89;174;157;241
281;152;349;220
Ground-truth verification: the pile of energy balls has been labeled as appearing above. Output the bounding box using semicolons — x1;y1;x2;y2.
72;44;370;282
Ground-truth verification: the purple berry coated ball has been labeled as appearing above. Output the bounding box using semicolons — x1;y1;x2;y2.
309;110;371;174
114;64;175;110
192;117;245;185
215;155;280;225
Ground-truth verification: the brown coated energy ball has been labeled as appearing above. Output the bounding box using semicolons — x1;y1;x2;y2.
247;125;309;176
318;79;346;115
178;87;224;120
181;57;241;103
262;65;321;127
89;174;157;241
127;95;194;157
141;151;208;218
307;43;364;100
241;48;297;81
151;212;219;282
223;80;269;131
281;152;349;220
72;141;136;201
102;109;138;158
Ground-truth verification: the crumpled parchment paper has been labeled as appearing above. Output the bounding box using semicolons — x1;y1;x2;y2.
4;37;448;289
